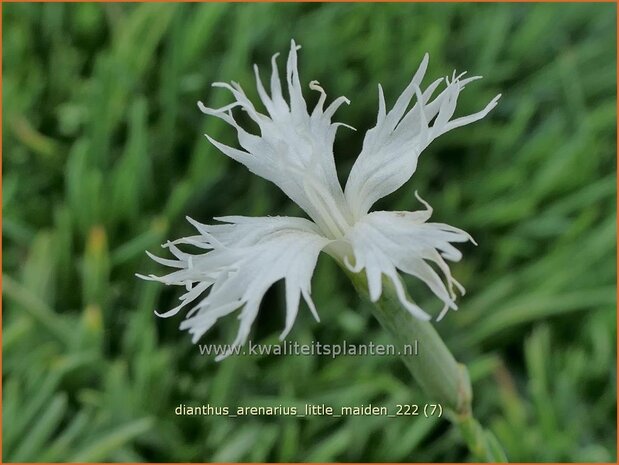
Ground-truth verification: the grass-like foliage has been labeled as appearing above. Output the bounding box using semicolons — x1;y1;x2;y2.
3;3;616;462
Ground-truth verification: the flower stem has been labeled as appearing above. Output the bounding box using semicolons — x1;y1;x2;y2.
344;269;507;462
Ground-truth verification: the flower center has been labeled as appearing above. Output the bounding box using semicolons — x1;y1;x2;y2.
301;174;353;240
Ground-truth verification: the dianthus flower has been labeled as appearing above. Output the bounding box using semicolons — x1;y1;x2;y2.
139;40;500;359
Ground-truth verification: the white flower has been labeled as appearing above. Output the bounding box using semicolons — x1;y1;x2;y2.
139;40;500;359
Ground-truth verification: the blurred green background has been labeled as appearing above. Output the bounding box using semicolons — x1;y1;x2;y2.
3;2;617;462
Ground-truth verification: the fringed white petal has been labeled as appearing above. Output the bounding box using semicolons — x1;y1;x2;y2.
343;194;475;321
344;54;501;219
140;216;331;360
198;40;354;239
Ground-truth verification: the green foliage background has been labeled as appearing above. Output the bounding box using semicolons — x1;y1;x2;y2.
3;2;617;462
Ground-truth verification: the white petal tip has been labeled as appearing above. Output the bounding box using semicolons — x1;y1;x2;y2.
335;122;356;132
487;94;502;109
409;305;432;321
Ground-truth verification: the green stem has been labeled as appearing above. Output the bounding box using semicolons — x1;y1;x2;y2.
344;269;507;462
